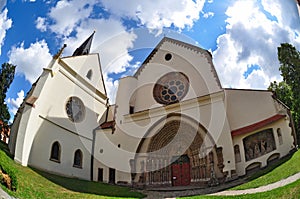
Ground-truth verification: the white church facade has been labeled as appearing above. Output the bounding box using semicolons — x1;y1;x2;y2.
9;34;297;187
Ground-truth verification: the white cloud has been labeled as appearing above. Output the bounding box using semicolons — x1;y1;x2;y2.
104;74;119;104
35;17;47;32
6;90;24;115
47;0;96;36
100;0;205;34
203;11;214;19
0;8;12;55
62;18;137;75
212;0;300;90
8;40;52;84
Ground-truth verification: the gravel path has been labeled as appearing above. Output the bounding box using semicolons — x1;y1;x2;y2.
210;172;300;196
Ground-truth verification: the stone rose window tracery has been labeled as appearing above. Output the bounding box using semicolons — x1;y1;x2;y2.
153;72;189;105
66;96;85;123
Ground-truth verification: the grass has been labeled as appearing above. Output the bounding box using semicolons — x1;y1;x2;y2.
0;142;145;199
180;149;300;199
231;149;300;190
182;179;300;199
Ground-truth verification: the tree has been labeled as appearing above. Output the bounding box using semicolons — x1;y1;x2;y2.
0;63;16;134
270;43;300;143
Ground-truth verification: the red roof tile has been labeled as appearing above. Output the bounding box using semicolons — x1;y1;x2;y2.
231;114;285;136
100;121;115;129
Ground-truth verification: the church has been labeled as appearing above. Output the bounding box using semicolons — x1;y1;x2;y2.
8;33;297;187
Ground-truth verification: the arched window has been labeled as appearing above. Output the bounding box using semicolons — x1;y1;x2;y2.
50;141;61;162
277;128;283;145
73;149;83;168
86;69;93;80
234;145;241;163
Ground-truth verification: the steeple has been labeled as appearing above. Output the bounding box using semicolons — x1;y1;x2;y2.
72;31;95;56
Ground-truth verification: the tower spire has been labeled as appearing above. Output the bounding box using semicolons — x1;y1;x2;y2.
72;31;95;56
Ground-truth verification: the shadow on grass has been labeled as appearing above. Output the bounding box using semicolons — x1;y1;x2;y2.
244;150;295;182
0;142;14;159
32;168;145;198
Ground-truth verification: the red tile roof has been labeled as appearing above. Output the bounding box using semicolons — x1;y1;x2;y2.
100;121;115;129
231;114;286;136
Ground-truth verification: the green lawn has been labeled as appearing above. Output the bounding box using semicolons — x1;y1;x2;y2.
181;149;300;199
231;149;300;190
0;142;145;199
182;179;300;199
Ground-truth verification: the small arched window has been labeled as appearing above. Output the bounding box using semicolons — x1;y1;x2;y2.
234;145;241;163
86;69;93;80
50;141;61;162
73;149;83;168
277;128;283;145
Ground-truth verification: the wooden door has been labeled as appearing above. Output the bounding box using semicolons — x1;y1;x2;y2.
171;155;191;186
109;168;115;184
97;168;103;182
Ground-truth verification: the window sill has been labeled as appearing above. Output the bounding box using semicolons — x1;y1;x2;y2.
73;165;82;169
50;158;61;163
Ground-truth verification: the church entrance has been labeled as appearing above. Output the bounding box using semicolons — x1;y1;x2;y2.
171;155;191;186
134;118;226;187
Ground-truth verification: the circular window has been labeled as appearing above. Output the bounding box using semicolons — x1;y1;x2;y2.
165;53;172;61
153;72;189;105
66;96;85;122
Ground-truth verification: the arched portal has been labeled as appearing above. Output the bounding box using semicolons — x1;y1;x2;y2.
134;114;225;187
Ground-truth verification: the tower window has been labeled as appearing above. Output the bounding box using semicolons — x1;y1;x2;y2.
86;69;93;80
129;106;134;114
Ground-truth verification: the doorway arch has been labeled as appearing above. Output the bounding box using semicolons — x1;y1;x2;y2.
134;114;225;187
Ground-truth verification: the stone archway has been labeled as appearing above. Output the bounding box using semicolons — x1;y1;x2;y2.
134;116;225;187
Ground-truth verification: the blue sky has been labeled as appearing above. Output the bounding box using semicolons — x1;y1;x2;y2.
1;0;300;122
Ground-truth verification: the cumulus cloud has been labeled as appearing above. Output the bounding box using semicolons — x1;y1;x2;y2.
47;0;96;36
0;8;12;55
6;90;25;115
35;17;47;32
104;74;119;104
100;0;205;35
8;40;52;84
63;18;137;74
212;0;300;89
203;11;214;19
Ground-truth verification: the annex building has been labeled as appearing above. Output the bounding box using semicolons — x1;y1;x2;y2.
8;34;297;187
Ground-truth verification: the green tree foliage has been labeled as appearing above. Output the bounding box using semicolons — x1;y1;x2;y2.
0;63;16;133
269;43;300;143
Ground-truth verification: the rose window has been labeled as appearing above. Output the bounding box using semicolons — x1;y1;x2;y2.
153;72;189;105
